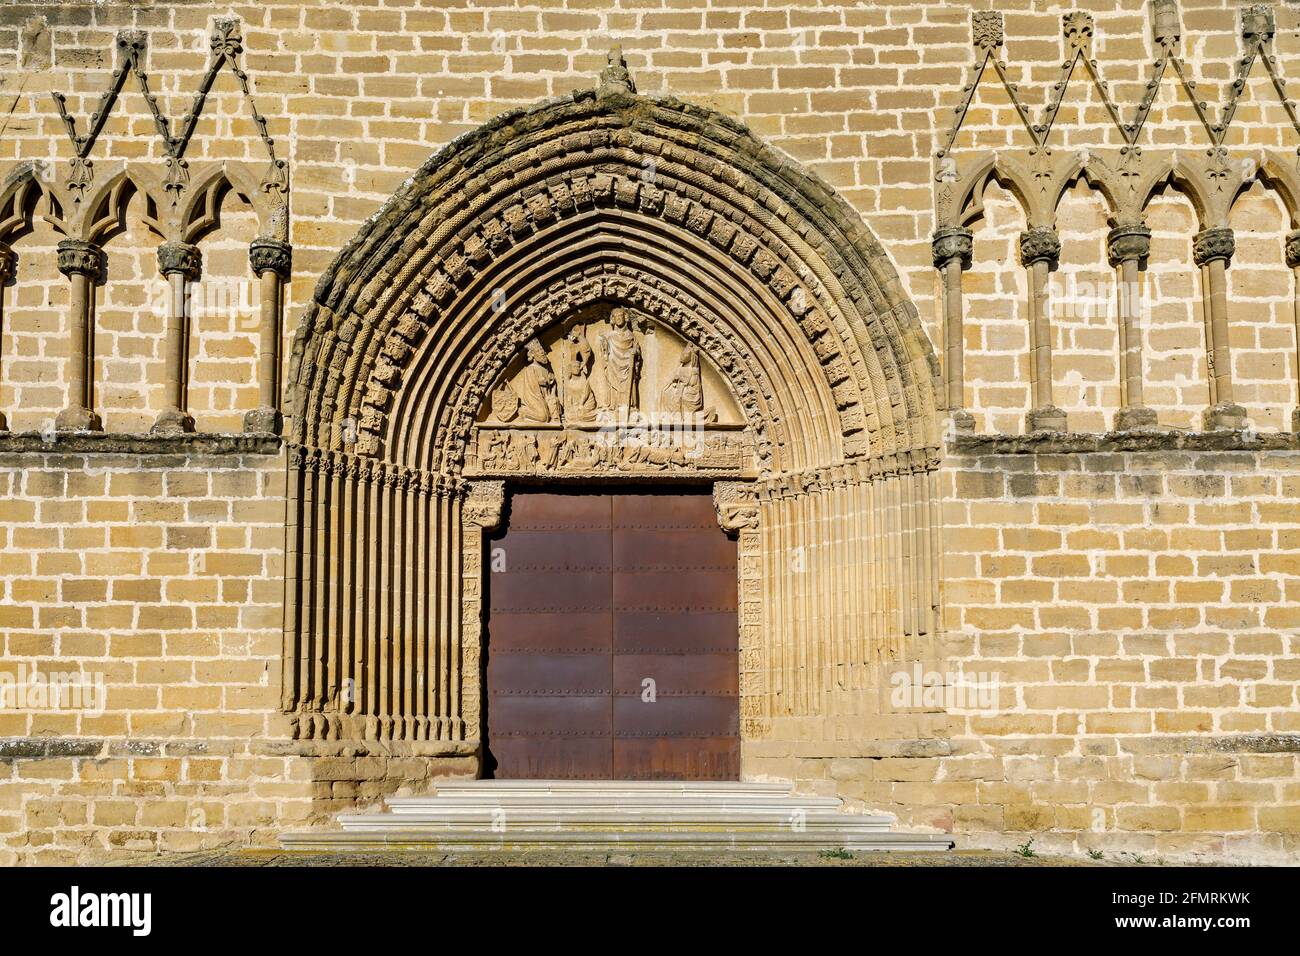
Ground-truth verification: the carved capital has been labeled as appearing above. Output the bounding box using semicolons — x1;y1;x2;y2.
1018;226;1060;268
1106;222;1151;265
157;240;201;280
931;226;973;270
462;479;506;530
1285;229;1300;270
250;237;292;278
713;481;759;533
56;239;101;280
1192;227;1235;266
0;242;16;284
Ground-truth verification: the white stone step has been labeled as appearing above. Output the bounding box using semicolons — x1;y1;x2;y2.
281;828;952;853
385;781;843;814
338;810;894;831
279;780;954;853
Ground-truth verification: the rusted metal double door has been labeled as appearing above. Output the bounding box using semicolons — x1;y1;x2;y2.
486;490;739;780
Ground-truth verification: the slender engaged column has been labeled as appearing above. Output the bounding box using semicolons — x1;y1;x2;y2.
0;242;14;432
152;241;200;435
245;237;291;434
931;226;974;432
55;239;103;432
1193;226;1245;431
1019;225;1067;432
1107;222;1158;430
1287;229;1300;434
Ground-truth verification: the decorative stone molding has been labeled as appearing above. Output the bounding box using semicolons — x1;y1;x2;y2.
0;242;16;283
931;226;973;270
156;240;201;280
55;239;101;279
0;242;13;432
462;479;506;530
0;431;281;455
712;481;759;533
1286;229;1300;269
948;430;1300;456
250;237;292;278
971;10;1003;51
1018;226;1061;268
1193;227;1236;267
1106;223;1152;265
1241;3;1276;45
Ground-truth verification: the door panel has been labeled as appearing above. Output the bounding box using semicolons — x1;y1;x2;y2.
486;489;739;780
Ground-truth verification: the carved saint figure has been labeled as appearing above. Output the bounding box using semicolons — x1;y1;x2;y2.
599;308;641;413
661;345;705;417
516;338;562;424
557;324;597;424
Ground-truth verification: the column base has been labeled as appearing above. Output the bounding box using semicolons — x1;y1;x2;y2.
243;406;283;435
1202;401;1246;431
1292;407;1300;434
151;407;195;436
1113;404;1159;432
1025;405;1068;433
946;408;975;435
55;405;102;432
0;410;7;433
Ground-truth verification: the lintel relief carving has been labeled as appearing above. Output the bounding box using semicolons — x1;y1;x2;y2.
467;304;757;479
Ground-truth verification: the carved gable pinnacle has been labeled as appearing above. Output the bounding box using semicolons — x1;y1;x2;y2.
1241;5;1275;46
598;44;637;97
972;11;1003;52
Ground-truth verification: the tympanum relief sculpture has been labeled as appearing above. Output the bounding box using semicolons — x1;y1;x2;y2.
467;305;755;478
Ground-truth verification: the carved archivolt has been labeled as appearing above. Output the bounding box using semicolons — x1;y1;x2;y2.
283;56;943;745
290;64;940;474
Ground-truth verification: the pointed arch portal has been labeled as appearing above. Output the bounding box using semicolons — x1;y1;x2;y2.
283;73;942;770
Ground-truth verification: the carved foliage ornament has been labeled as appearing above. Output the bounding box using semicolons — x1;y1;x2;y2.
1018;226;1061;267
1192;226;1236;266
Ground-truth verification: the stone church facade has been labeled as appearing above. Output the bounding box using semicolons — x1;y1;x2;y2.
0;0;1298;864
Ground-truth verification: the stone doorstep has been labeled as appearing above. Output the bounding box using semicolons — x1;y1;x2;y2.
279;830;955;853
279;780;955;852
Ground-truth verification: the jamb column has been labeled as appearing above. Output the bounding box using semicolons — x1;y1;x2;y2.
1019;225;1068;432
1193;226;1246;430
1107;222;1158;430
55;239;103;432
1287;229;1300;433
152;241;200;435
245;237;291;434
0;243;14;432
931;226;974;433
